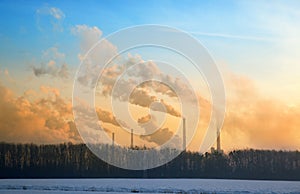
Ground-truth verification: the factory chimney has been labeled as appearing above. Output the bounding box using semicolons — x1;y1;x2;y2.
130;129;134;149
112;132;115;147
182;117;186;151
217;129;221;153
111;132;115;163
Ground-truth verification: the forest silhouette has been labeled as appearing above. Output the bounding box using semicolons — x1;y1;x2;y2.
1;143;300;180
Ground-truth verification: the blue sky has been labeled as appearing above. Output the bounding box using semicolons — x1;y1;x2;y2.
0;1;283;52
0;0;300;101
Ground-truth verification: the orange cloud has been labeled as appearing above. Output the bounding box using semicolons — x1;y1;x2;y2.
221;72;300;151
129;88;181;117
0;82;80;144
140;127;175;146
96;108;123;127
2;63;300;152
138;114;151;124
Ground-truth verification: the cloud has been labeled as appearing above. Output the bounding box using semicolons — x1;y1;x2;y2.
140;81;177;98
140;127;178;147
32;62;69;78
127;60;161;80
138;114;152;124
72;98;129;131
126;59;197;103
42;47;65;60
68;121;82;142
71;25;103;52
40;85;60;96
0;68;15;84
155;99;181;117
129;88;181;117
143;128;173;145
72;26;191;119
137;114;159;134
32;47;69;78
221;71;300;151
0;82;80;144
4;69;9;76
96;57;184;118
99;55;197;104
36;5;65;32
100;64;126;96
96;108;121;127
137;114;182;149
72;25;118;88
129;89;156;107
49;7;65;20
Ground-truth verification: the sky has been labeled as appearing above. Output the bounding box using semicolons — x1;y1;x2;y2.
0;0;300;152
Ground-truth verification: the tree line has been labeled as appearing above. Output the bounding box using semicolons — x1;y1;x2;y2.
0;142;300;180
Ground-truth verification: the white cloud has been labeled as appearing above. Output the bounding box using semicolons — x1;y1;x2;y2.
36;5;65;32
42;47;65;61
72;24;118;88
71;24;104;53
36;5;65;20
49;7;65;20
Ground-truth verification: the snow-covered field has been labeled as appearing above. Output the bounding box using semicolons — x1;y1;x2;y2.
0;179;299;194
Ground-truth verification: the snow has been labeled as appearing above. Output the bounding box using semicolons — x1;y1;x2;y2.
0;179;300;194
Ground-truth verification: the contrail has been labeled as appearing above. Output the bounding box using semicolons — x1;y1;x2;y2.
190;31;276;42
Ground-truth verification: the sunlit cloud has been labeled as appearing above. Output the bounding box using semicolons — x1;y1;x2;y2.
221;71;300;151
0;82;80;144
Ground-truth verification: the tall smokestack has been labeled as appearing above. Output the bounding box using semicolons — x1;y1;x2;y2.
111;132;115;163
131;129;133;149
217;128;221;152
182;117;186;151
112;132;115;146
